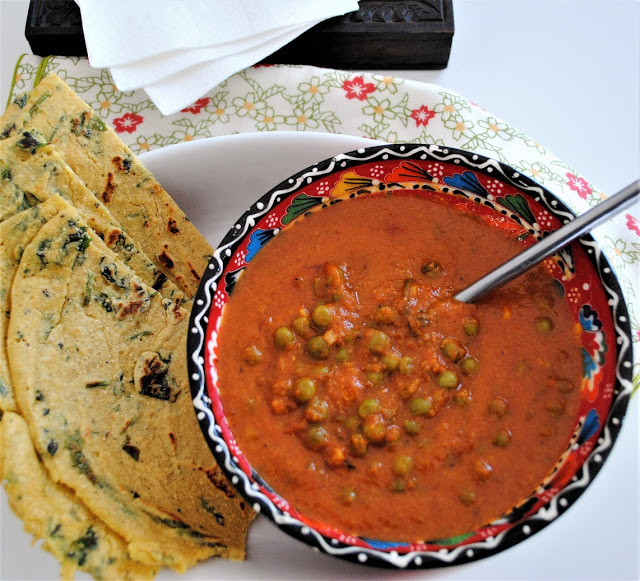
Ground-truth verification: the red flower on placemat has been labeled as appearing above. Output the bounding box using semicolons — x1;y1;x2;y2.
626;213;640;236
410;105;436;127
566;172;592;199
343;76;375;101
113;112;144;134
181;98;210;114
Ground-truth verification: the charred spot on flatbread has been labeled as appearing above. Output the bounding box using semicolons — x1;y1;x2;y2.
134;352;179;402
112;155;133;174
158;248;174;269
201;467;237;500
167;218;179;234
102;172;116;204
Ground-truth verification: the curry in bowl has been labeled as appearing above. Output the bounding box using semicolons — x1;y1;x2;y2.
188;144;632;567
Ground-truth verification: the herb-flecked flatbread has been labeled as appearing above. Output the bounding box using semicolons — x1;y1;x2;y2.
0;135;184;412
0;196;69;411
1;74;213;297
0;132;181;300
7;206;253;571
1;411;158;580
0;131;179;293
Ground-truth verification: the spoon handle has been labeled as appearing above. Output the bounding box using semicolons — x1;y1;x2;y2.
454;179;640;303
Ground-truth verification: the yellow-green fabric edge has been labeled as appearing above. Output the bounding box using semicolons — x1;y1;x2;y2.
33;55;54;88
5;54;26;110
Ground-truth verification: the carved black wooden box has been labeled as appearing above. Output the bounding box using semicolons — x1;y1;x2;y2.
25;0;454;69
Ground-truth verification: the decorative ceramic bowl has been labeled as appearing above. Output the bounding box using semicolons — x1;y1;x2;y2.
186;143;633;569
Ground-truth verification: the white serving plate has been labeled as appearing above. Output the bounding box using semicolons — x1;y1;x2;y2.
1;132;637;581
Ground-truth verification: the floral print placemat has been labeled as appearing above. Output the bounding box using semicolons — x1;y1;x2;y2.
6;55;639;393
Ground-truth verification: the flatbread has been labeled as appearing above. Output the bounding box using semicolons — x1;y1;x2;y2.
0;197;69;411
0;136;185;412
1;74;213;297
1;411;158;580
0;132;182;298
7;205;253;571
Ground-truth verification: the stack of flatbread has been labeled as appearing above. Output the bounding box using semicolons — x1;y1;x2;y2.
0;74;254;579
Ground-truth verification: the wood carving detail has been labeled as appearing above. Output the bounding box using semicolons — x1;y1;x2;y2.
32;0;82;27
348;0;445;23
30;0;447;28
26;0;453;66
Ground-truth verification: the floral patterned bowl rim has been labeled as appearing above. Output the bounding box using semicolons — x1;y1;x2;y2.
186;143;633;569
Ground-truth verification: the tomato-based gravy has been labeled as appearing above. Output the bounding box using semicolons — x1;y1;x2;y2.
217;192;583;542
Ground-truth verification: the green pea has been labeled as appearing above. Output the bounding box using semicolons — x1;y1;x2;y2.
344;416;360;431
306;335;330;359
441;339;465;362
494;428;512;448
312;304;334;328
306;425;329;450
535;316;554;333
368;330;389;355
459;490;477;506
362;415;386;443
366;371;384;385
489;395;509;418
381;353;400;372
403;419;421;435
294;377;316;403
462;316;480;336
305;397;329;423
358;398;381;418
461;356;479;375
243;345;263;365
393;455;413;477
343;330;358;344
274;326;295;349
409;397;433;416
335;347;349;362
292;316;311;336
310;366;330;379
437;370;459;389
398;356;414;375
340;488;357;506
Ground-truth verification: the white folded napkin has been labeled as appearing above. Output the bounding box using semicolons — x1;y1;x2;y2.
75;0;358;115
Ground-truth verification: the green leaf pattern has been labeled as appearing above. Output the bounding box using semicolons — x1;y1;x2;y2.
499;194;536;225
6;57;639;393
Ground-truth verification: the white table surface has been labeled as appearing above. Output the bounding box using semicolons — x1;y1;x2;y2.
0;0;638;580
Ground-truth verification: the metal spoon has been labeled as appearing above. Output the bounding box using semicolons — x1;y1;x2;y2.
454;179;640;303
